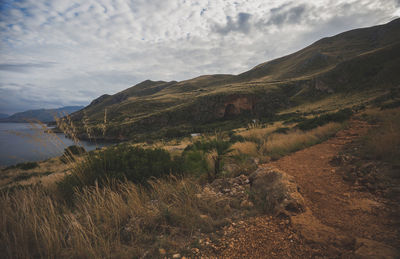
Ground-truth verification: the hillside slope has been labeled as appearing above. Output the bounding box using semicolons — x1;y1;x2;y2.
1;106;84;123
71;18;400;141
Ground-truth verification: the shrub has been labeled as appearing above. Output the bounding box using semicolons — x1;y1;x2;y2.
6;161;39;170
59;145;86;163
183;137;233;181
57;145;182;202
297;108;352;130
229;133;246;143
182;149;209;177
273;127;290;134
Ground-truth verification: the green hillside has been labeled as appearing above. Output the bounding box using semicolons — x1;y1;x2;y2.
70;18;400;141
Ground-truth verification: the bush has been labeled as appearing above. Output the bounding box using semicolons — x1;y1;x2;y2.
297;108;352;131
183;137;233;181
229;133;246;143
57;145;182;202
273;127;290;134
5;162;39;171
60;145;86;163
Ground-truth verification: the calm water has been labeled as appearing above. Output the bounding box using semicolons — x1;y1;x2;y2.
0;123;109;166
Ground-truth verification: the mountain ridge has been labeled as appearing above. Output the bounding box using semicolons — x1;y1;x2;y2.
70;18;400;141
1;106;84;123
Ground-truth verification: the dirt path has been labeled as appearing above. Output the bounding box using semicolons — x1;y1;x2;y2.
206;120;400;258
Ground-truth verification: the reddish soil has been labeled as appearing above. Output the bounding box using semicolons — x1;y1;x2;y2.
204;120;400;258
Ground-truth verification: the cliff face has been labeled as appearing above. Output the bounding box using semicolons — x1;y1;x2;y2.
70;19;400;141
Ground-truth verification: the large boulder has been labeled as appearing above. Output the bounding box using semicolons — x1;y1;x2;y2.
249;167;305;215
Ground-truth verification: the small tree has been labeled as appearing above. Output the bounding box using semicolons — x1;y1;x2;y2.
184;132;232;181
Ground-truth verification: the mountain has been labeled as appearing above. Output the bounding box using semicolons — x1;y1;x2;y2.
71;18;400;141
1;106;84;123
0;113;9;119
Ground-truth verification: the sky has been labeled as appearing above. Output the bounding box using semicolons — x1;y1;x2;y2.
0;0;399;114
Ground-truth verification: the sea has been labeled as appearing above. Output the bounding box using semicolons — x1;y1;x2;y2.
0;123;109;166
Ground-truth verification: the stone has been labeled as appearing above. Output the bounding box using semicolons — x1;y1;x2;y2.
249;167;305;215
200;214;210;220
172;253;181;258
159;248;166;255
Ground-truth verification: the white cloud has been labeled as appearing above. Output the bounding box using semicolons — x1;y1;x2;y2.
0;0;399;114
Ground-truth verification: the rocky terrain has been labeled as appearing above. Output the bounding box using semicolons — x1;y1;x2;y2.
198;119;400;258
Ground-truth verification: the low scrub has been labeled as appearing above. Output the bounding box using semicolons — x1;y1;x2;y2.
4;161;39;171
59;145;86;163
296;108;352;131
57;145;182;202
183;136;233;181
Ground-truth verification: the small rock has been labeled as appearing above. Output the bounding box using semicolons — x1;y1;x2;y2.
172;253;181;258
200;214;210;220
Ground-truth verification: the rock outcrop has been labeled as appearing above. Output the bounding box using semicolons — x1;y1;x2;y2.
249;167;305;216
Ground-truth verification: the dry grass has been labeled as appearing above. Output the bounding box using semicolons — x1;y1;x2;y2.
231;141;259;157
362;108;400;164
0;177;226;258
231;122;343;161
263;122;343;159
237;122;283;142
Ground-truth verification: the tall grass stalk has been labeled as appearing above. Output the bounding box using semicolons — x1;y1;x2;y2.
0;177;226;258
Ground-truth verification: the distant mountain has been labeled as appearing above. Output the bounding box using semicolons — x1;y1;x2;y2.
1;106;84;123
0;113;9;119
71;18;400;141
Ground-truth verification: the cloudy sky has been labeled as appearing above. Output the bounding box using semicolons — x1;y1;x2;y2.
0;0;399;114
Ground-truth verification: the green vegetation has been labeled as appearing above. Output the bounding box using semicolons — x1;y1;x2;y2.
57;145;182;202
59;145;86;163
184;135;233;181
4;161;39;171
296;108;352;131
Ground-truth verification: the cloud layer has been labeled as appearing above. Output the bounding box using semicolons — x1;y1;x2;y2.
0;0;399;114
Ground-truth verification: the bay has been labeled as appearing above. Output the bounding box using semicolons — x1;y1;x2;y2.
0;123;109;166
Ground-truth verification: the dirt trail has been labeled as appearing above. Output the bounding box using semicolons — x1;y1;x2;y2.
207;120;400;258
